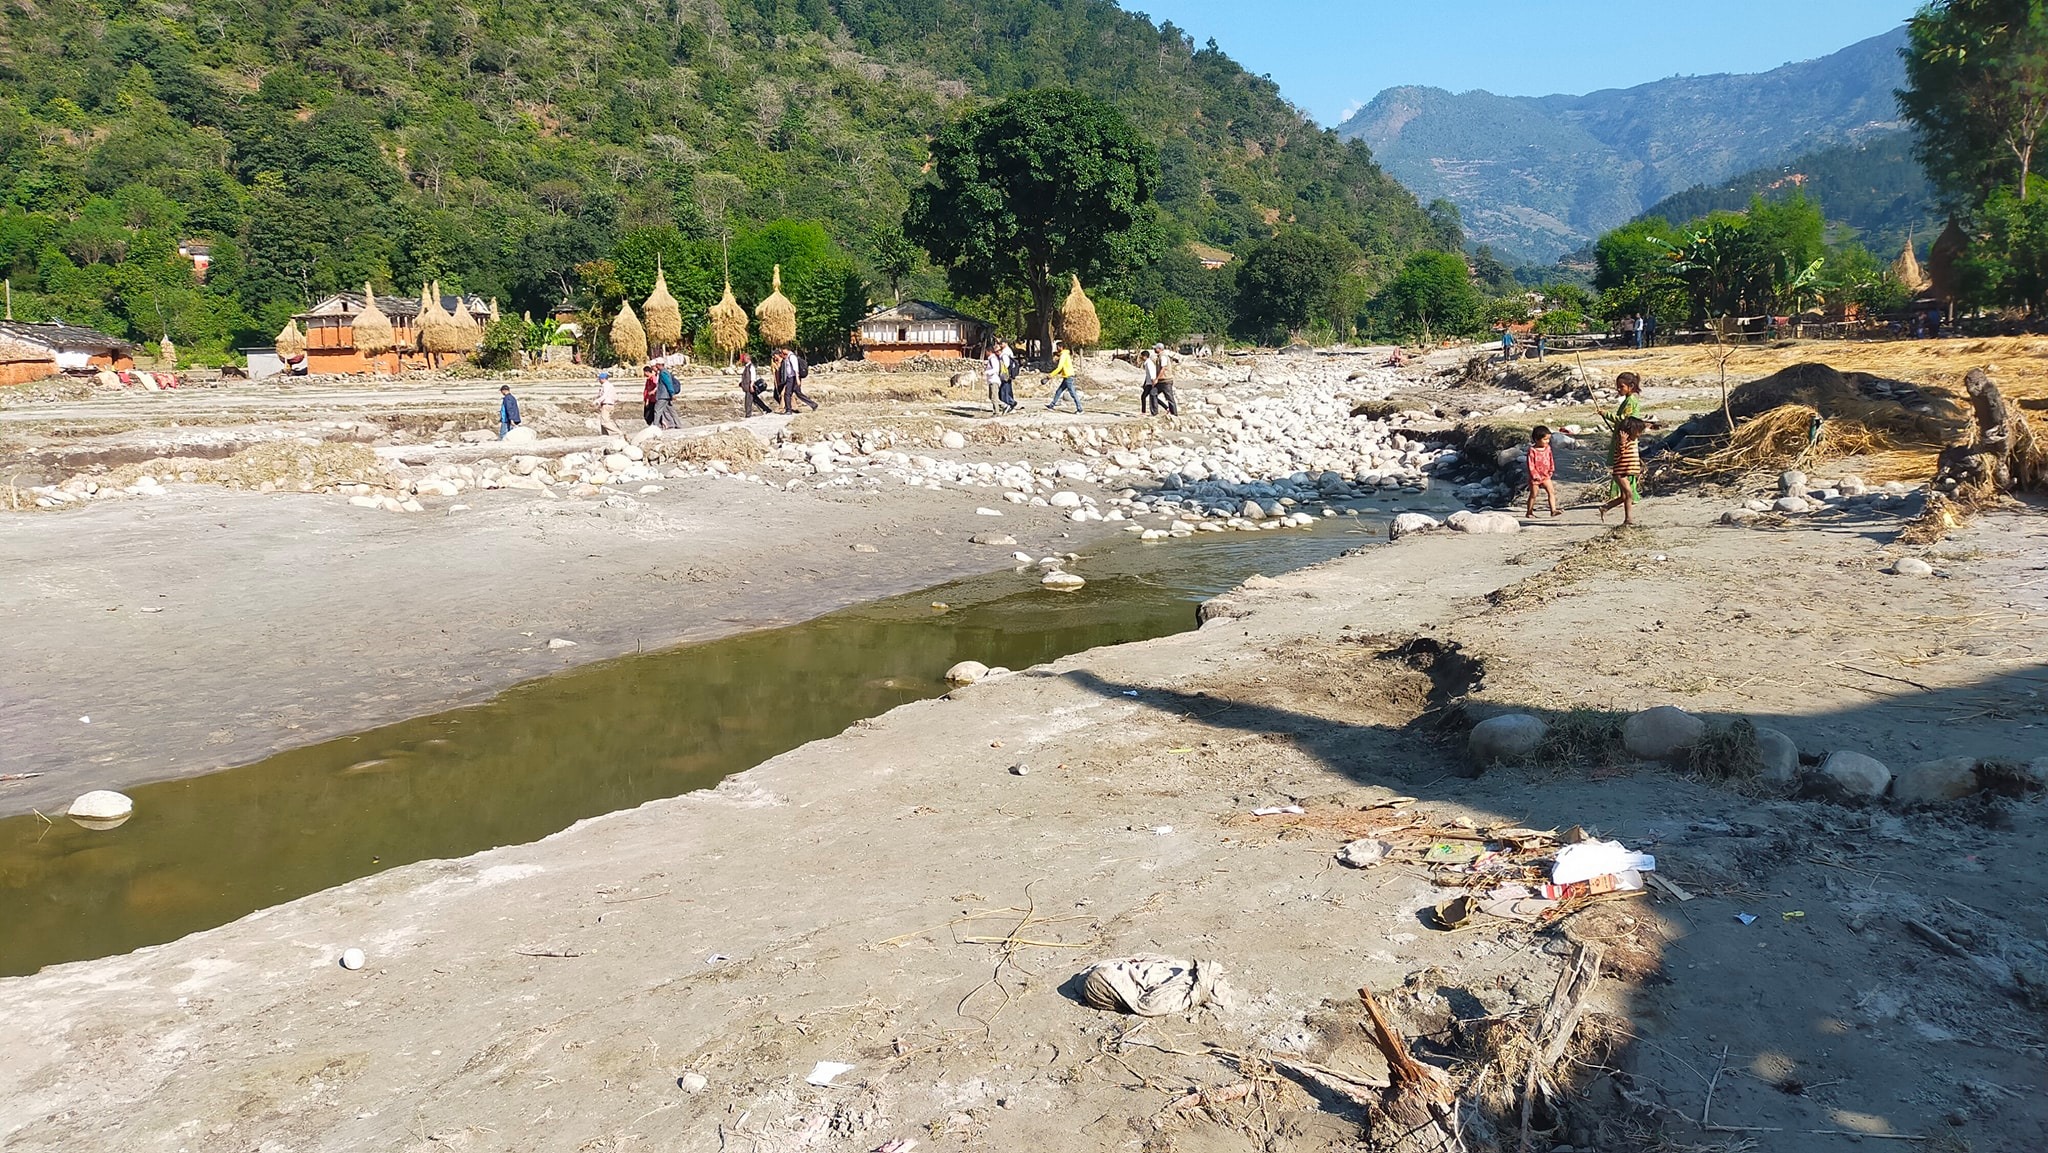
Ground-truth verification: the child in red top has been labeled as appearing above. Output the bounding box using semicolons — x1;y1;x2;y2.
1525;425;1561;518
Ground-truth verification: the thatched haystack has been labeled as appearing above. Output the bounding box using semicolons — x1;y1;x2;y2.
1892;240;1930;295
488;298;502;324
445;284;482;353
416;284;455;357
158;334;176;366
644;262;683;352
353;284;395;359
611;300;649;366
275;319;307;358
756;265;797;348
1060;275;1100;349
708;282;748;359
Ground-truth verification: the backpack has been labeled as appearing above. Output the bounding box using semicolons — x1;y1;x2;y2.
795;353;809;380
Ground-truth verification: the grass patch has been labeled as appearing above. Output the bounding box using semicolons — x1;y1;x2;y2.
1682;718;1763;780
1529;708;1630;770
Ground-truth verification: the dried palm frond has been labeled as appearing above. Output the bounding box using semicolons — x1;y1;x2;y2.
756;264;797;348
1060;274;1099;349
644;261;683;350
353;283;395;357
708;281;748;358
611;300;648;366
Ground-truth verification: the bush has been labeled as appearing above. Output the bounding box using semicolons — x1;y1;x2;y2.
1534;309;1585;336
475;318;525;369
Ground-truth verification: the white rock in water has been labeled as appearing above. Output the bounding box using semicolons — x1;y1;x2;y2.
1820;750;1892;798
945;660;990;685
1389;512;1440;541
940;430;968;450
67;790;134;830
1012;551;1033;563
1892;757;1981;805
1447;509;1520;534
1241;499;1266;519
1469;714;1548;764
1621;706;1706;760
339;948;366;970
1041;571;1086;591
1891;557;1934;577
548;637;578;650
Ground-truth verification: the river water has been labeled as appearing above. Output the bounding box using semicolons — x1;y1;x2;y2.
0;518;1389;976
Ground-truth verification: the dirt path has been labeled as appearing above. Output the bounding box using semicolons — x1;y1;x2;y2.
4;487;2043;1152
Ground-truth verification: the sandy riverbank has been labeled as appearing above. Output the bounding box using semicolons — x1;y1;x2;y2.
3;481;2045;1151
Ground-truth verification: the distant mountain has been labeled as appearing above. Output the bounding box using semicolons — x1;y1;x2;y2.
1639;129;1940;256
1338;28;1910;262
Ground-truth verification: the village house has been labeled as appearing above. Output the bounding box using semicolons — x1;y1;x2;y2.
0;319;134;378
1188;241;1234;271
0;336;57;386
177;240;213;281
851;300;989;364
294;291;490;374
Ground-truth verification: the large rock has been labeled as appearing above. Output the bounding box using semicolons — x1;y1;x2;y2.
67;789;134;830
1048;491;1083;508
1196;597;1241;625
1389;512;1440;541
1820;750;1892;798
1755;726;1800;784
1892;757;1981;805
939;430;968;450
1779;469;1807;494
501;426;539;445
1447;509;1520;535
1468;714;1548;765
945;660;990;685
1621;706;1706;760
1041;571;1086;591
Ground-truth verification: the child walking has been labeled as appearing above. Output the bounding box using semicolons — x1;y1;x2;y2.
1525;425;1561;518
1600;417;1648;525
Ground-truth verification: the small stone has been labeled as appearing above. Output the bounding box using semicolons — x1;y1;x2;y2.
1041;571;1086;591
1820;750;1892;798
1774;496;1810;514
940;430;968;450
1754;726;1800;784
1048;491;1083;508
970;533;1017;546
548;638;578;650
1389;512;1440;541
339;948;366;970
1469;714;1548;764
1892;757;1981;805
975;507;1003;517
1779;469;1807;494
945;660;990;685
1621;706;1706;760
678;1072;709;1094
852;543;879;553
1892;557;1934;577
67;790;134;830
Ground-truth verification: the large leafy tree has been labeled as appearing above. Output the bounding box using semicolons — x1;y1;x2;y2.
1231;231;1354;342
1377;251;1480;340
905;90;1161;353
1900;0;2048;206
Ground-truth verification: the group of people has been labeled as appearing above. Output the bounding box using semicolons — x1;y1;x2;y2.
1617;314;1657;348
734;349;817;417
1522;372;1651;526
976;339;1181;417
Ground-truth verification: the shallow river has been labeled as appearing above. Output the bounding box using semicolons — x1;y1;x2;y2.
0;517;1391;976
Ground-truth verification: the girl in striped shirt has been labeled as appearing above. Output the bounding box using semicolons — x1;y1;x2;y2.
1600;417;1648;525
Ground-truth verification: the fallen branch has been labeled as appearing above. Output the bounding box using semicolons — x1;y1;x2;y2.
1520;944;1603;1152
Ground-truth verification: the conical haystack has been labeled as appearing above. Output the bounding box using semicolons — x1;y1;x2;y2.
158;334;176;366
708;281;748;359
488;298;502;324
353;283;395;358
756;264;797;348
1892;240;1930;294
275;319;306;357
445;284;482;353
644;261;683;351
418;283;463;359
1059;274;1100;349
611;300;649;366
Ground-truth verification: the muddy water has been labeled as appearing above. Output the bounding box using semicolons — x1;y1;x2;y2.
0;520;1386;976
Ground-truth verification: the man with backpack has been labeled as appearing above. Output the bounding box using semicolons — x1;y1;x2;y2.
1150;343;1179;416
776;348;817;413
996;340;1018;413
738;352;772;417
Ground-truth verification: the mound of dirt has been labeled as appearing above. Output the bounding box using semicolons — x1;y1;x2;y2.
1497;361;1591;401
1662;362;1966;477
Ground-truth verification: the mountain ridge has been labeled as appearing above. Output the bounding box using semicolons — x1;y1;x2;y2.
1337;27;1910;262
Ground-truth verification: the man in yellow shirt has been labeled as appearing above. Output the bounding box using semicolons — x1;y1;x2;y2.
1044;341;1081;413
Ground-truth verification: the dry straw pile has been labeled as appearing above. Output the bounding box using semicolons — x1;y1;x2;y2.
708;282;748;359
1667;362;1961;482
275;319;306;358
353;284;395;359
417;284;460;360
611;300;649;365
643;263;682;353
1060;275;1100;348
756;265;797;348
446;285;481;353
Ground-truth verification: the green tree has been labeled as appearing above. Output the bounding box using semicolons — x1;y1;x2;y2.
1377;251;1480;340
905;90;1160;354
1900;0;2048;205
1425;198;1465;252
1231;231;1353;342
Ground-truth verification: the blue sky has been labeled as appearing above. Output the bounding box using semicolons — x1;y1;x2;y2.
1128;0;1924;127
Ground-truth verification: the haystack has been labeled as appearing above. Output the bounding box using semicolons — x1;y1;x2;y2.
1059;275;1100;349
611;300;649;366
756;265;797;348
1892;239;1930;294
275;319;306;358
644;262;682;352
1663;362;1964;480
353;284;395;360
158;334;176;366
445;285;482;353
488;298;501;324
415;284;453;355
708;282;748;359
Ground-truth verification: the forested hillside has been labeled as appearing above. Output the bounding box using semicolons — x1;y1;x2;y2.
0;0;1433;360
1638;130;1939;256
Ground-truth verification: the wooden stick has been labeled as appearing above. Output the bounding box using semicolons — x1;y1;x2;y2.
1704;1124;1928;1141
1701;1045;1728;1127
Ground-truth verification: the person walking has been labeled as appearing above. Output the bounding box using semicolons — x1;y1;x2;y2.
776;348;818;413
738;353;772;416
1138;347;1158;415
997;340;1018;412
1151;343;1179;416
497;384;521;439
1044;341;1081;413
984;342;1006;415
1499;327;1516;362
641;363;658;426
651;360;682;429
593;369;620;436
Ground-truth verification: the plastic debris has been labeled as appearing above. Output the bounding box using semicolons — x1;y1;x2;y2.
1338;839;1391;868
805;1061;856;1087
1552;839;1657;884
1251;805;1305;816
1735;913;1758;926
1079;955;1233;1016
1423;841;1484;866
339;948;366;970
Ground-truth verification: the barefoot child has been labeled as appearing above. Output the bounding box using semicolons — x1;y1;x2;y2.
1600;417;1647;524
1525;425;1561;518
